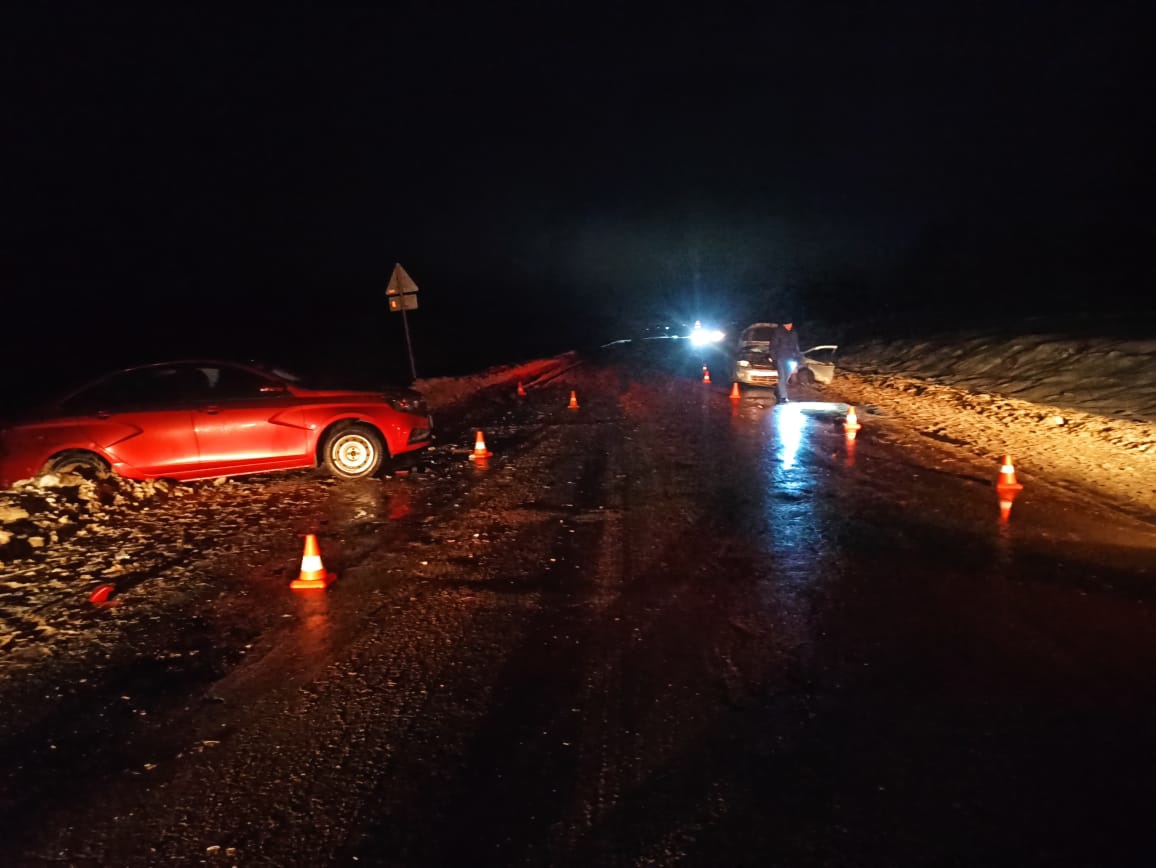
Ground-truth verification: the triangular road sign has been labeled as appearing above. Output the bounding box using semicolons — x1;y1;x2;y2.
386;263;420;296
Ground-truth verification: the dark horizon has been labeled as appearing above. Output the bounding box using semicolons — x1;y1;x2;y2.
3;3;1152;395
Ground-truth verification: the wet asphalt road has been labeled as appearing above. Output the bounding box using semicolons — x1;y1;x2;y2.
3;340;1156;867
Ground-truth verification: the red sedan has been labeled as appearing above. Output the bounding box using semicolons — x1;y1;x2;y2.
0;360;433;487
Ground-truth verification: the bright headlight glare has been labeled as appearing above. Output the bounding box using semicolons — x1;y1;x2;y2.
689;328;726;347
738;360;751;367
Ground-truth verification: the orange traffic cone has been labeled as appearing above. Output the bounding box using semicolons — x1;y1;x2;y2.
702;367;711;384
996;454;1023;491
729;382;741;400
844;406;862;433
468;430;493;460
568;390;579;409
291;534;334;590
517;381;527;397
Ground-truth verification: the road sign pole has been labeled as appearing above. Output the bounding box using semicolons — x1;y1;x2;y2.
400;306;417;381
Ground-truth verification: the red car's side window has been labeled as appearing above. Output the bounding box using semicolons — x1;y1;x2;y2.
60;367;211;414
201;366;283;401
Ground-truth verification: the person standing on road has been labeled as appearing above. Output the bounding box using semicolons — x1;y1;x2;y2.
770;321;804;403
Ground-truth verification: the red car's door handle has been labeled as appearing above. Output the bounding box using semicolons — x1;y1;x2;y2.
201;405;221;415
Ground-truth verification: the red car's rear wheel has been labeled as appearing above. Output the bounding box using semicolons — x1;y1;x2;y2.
44;450;110;479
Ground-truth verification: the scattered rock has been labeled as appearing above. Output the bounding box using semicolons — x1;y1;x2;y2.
0;506;31;524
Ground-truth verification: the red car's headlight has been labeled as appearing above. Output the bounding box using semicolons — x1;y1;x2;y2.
385;395;428;415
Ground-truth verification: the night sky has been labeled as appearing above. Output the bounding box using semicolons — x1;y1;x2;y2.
3;3;1152;392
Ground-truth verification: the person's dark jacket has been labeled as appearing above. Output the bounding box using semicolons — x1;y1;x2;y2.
769;326;803;366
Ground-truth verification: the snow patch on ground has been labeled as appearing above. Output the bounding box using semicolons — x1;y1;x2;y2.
842;331;1156;423
832;330;1156;515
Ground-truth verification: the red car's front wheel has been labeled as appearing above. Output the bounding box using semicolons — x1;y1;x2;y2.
321;424;387;480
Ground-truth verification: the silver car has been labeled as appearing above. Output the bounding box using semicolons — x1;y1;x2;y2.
731;323;838;388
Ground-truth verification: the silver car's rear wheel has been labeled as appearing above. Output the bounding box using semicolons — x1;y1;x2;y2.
796;367;816;386
321;424;386;479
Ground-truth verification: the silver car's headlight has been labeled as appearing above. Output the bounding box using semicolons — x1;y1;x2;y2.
737;360;750;367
